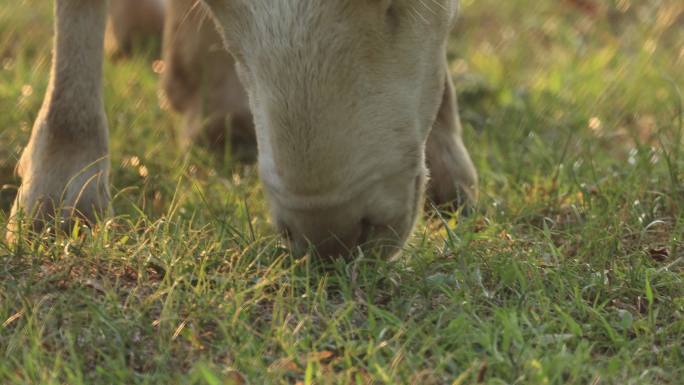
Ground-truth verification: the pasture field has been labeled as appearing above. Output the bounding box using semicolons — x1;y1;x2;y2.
1;0;683;384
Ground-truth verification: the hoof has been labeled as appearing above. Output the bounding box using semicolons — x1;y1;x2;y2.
6;124;110;242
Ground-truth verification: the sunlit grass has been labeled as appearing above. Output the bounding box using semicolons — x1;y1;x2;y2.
1;0;683;384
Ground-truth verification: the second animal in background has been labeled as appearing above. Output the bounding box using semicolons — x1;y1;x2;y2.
107;0;257;162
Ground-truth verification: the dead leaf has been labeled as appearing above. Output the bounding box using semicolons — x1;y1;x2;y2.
268;351;336;375
648;248;669;262
563;0;599;16
225;370;247;385
2;310;25;328
82;279;106;294
477;360;488;383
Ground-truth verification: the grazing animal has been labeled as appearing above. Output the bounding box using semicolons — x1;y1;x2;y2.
7;0;478;258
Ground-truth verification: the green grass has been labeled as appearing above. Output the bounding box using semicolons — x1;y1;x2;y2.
1;0;684;384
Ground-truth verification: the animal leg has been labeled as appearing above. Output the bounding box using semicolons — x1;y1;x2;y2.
7;0;111;242
426;64;479;209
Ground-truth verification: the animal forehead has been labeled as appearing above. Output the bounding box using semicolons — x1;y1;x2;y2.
227;1;377;29
208;0;459;26
209;1;385;59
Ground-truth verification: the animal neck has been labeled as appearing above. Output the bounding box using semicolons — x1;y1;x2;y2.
45;0;107;127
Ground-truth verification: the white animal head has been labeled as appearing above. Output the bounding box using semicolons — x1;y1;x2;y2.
203;0;460;257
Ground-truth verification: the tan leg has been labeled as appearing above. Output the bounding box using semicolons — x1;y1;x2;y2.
105;0;165;58
426;66;479;209
7;0;111;242
161;0;255;162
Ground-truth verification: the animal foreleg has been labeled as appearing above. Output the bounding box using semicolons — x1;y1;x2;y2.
7;0;111;242
425;61;479;210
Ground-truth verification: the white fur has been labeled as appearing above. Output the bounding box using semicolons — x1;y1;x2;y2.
204;0;475;256
9;0;477;258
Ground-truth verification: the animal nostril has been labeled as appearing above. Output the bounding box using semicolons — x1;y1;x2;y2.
278;216;381;258
358;217;373;247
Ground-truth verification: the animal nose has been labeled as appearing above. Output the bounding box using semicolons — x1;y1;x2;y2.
268;173;424;259
276;209;385;258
